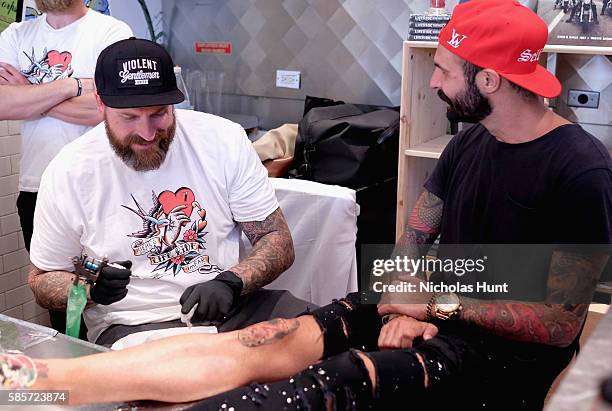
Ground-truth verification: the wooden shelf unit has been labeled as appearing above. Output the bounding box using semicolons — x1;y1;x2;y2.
396;42;449;239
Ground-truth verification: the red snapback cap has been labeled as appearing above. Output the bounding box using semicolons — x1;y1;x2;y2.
438;0;561;98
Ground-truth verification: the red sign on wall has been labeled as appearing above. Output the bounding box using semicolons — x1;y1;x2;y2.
195;42;232;55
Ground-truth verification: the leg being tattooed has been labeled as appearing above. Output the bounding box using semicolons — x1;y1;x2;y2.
0;295;383;407
7;316;323;405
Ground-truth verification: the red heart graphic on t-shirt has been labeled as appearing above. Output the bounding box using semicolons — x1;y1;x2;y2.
159;187;195;218
46;50;72;73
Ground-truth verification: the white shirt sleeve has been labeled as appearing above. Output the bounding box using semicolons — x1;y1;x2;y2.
29;164;86;272
95;18;133;56
0;23;20;67
228;124;280;222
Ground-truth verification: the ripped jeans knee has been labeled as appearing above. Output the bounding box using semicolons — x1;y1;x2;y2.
307;292;382;359
193;349;375;411
194;348;452;411
366;347;455;409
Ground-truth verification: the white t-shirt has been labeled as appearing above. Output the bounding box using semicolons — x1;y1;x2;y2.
0;10;133;192
30;110;279;342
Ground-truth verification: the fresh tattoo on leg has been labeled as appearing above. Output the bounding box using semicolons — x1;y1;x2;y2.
238;318;300;348
0;353;44;388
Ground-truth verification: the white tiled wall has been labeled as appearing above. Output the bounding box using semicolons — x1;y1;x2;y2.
0;120;50;327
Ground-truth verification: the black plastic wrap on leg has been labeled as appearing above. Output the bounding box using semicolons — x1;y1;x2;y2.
366;344;459;409
367;350;428;409
308;292;382;359
189;350;374;411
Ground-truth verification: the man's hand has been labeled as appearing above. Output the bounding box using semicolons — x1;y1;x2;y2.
90;260;132;305
378;300;432;321
180;271;244;324
0;63;30;85
163;204;190;246
378;315;438;350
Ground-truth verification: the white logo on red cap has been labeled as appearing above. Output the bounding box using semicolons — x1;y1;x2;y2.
517;49;543;63
447;28;468;49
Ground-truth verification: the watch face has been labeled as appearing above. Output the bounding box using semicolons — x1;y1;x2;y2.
436;293;460;313
438;303;459;313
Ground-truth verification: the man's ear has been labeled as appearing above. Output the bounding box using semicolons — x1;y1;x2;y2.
94;87;105;114
477;69;502;95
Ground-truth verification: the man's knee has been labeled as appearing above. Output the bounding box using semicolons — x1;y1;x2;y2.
197;350;375;411
305;348;451;409
294;349;375;410
307;293;381;358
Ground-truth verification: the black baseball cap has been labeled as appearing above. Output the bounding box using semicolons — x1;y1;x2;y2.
95;37;185;109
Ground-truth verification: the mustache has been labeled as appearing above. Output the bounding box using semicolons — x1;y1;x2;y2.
124;132;164;146
122;124;175;147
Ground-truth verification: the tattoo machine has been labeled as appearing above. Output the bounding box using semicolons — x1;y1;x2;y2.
66;255;124;338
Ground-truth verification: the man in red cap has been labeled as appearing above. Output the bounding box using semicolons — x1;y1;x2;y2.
2;1;610;409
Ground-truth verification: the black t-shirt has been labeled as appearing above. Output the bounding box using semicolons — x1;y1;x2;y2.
424;123;612;408
426;123;612;245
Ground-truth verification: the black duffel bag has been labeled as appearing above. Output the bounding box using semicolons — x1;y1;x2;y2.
291;97;400;189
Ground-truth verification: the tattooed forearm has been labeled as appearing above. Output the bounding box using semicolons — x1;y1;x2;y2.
459;252;608;347
391;191;443;280
232;208;295;294
459;300;581;347
238;318;300;347
407;190;443;236
396;191;443;256
28;266;75;311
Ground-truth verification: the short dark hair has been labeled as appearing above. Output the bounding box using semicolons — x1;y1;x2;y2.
506;80;538;100
462;61;482;88
463;61;538;100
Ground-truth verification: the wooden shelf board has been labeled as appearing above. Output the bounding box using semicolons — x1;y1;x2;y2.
405;134;453;159
542;44;612;55
404;41;611;55
405;40;438;49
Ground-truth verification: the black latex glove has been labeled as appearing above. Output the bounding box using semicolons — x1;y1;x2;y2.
90;260;132;305
180;271;244;323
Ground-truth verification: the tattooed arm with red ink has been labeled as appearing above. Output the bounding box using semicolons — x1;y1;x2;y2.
456;251;608;347
389;190;444;283
376;190;444;347
378;190;443;303
378;249;609;348
379;190;609;348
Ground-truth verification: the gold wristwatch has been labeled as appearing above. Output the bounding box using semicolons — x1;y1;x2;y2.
426;292;462;321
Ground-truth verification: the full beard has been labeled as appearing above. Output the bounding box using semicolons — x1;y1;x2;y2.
35;0;76;13
106;116;176;172
437;84;492;124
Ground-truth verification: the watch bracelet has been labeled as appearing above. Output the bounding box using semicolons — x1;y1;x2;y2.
425;293;437;322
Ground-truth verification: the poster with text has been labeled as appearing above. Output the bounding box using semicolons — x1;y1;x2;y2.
537;0;612;48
